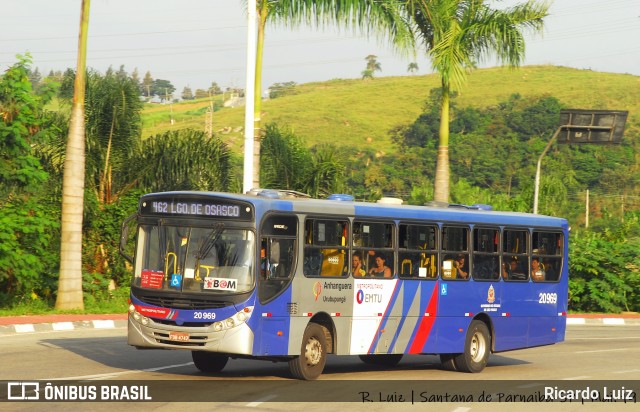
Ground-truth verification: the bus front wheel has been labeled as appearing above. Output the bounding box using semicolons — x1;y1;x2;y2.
192;351;229;373
453;320;491;373
289;322;328;380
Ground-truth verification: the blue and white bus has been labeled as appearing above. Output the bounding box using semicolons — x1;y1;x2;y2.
119;189;569;380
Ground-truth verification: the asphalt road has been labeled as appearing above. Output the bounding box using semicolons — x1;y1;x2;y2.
0;323;639;411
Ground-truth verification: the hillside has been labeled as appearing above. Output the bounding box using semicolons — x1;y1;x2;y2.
142;65;640;153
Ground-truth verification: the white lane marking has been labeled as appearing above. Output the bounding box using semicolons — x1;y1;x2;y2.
246;394;278;406
571;336;640;340
41;362;195;381
575;348;630;354
613;369;640;374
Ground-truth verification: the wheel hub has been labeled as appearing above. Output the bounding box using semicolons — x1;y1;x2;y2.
304;336;322;366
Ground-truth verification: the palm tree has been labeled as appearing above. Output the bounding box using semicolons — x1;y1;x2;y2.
56;0;91;310
405;0;549;202
365;54;382;72
407;62;419;74
127;129;232;193
84;70;143;205
245;0;413;190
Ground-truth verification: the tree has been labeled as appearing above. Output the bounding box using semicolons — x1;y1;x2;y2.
0;55;60;304
57;0;91;310
208;82;222;95
59;68;76;99
182;86;194;100
405;0;549;202
125;130;232;192
142;71;153;97
246;0;413;190
407;62;419;74
84;70;143;205
152;79;175;98
364;54;382;75
361;69;374;80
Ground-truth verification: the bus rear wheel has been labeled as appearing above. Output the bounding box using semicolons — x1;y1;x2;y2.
439;354;458;371
359;354;403;367
289;323;328;380
192;351;229;373
453;320;490;373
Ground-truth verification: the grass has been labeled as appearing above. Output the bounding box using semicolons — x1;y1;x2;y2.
0;287;130;316
141;65;640;154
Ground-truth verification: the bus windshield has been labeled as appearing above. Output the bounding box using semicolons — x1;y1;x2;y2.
133;223;255;294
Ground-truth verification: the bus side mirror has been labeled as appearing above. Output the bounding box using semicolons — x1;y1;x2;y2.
119;213;137;264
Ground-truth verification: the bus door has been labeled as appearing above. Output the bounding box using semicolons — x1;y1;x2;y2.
256;214;298;356
527;231;565;346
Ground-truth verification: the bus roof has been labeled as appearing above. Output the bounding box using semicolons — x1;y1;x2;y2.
141;190;568;229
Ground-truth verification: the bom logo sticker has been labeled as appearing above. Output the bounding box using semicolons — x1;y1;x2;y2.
203;277;237;291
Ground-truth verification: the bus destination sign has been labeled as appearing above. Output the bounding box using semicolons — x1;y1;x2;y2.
140;197;253;220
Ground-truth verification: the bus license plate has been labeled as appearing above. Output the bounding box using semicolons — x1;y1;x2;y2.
169;332;190;342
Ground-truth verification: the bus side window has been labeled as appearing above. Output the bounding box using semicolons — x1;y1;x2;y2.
441;226;469;280
503;229;529;281
532;231;563;282
303;218;348;277
398;223;437;279
472;227;500;281
354;220;395;278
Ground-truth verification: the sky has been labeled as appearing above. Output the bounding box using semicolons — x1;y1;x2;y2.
1;0;639;96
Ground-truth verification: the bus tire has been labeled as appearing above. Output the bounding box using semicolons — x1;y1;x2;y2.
191;351;229;373
439;354;459;371
453;320;490;373
289;323;328;380
359;354;403;367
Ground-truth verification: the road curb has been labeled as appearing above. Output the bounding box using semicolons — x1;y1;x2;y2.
0;315;128;335
567;316;640;326
0;313;637;335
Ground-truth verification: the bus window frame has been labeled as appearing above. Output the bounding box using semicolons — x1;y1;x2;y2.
471;226;501;282
352;219;395;278
502;228;530;282
302;217;349;278
258;213;298;304
440;225;470;281
398;222;438;280
531;230;563;283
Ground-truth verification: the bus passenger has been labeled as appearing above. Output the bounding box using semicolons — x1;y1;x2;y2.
352;253;366;277
531;257;545;282
454;254;468;279
369;253;392;278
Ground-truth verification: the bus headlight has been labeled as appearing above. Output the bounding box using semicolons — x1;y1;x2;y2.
212;306;253;332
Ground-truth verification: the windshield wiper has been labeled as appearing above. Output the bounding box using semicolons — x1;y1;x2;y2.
195;222;224;261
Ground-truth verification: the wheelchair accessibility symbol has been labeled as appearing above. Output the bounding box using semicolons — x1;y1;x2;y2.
170;274;182;288
440;283;447;295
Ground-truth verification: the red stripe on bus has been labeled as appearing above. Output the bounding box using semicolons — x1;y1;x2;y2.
408;285;439;354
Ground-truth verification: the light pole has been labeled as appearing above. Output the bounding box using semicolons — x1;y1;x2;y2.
533;109;628;214
243;0;257;194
